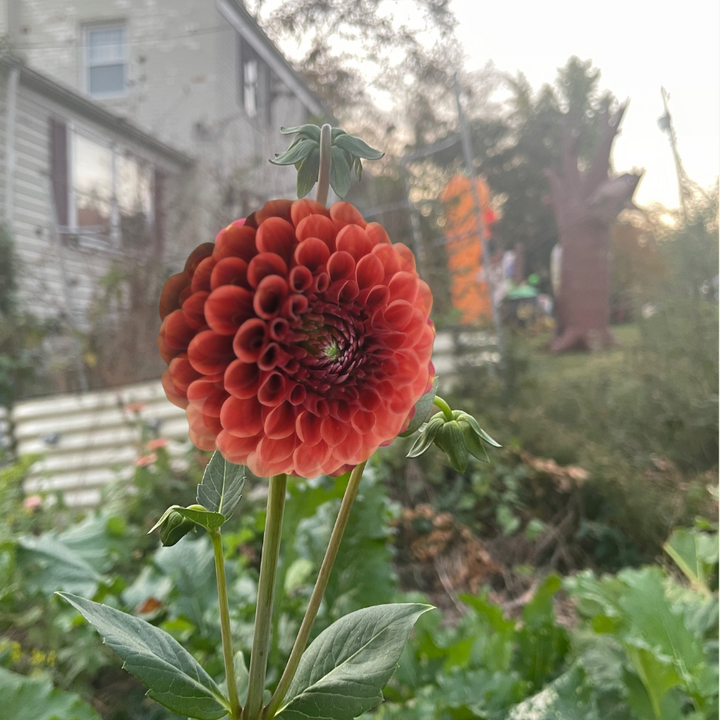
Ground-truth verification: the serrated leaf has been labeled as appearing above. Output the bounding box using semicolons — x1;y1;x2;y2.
0;666;101;720
197;451;246;519
57;593;229;720
399;377;439;438
334;133;385;160
281;124;321;141
277;603;432;720
270;138;317;166
329;146;352;198
297;147;320;199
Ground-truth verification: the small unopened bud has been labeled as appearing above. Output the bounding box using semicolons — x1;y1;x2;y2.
159;511;194;547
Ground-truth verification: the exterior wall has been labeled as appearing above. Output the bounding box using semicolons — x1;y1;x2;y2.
10;0;322;238
0;65;192;327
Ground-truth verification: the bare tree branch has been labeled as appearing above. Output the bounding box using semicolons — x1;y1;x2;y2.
583;100;628;196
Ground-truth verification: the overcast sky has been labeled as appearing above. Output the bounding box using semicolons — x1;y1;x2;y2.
450;0;719;209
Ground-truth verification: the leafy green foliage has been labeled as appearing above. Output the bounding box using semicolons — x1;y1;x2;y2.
57;593;230;720
0;666;100;720
196;453;246;519
278;604;431;720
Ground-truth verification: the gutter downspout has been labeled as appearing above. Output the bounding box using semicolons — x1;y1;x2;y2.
4;66;20;228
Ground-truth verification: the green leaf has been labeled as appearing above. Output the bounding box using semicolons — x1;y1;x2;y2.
334;134;385;160
297;147;321;199
663;528;718;593
456;412;501;447
331;128;348;140
151;505;226;534
329;146;352;198
159;510;195;547
197;451;246;519
277;603;432;720
57;593;229;720
281;124;321;141
271;138;317;166
462;426;490;462
400;377;439;438
438;421;468;473
625;645;682;719
0;666;101;720
353;157;363;182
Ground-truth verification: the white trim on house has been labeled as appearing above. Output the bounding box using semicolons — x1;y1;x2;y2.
216;0;326;118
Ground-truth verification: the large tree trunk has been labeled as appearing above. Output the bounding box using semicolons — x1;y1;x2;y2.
546;104;641;353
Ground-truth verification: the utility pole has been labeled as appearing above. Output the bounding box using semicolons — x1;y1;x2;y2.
658;87;689;223
451;72;504;364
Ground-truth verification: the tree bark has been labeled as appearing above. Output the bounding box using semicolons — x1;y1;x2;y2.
546;103;635;353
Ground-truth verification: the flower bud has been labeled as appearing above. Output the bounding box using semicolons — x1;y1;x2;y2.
437;421;469;473
159;510;195;547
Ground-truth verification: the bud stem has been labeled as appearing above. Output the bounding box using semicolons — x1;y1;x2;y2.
211;530;242;719
264;461;367;719
433;396;454;422
315;123;332;207
244;474;288;720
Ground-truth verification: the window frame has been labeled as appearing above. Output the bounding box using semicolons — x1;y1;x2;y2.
83;21;128;99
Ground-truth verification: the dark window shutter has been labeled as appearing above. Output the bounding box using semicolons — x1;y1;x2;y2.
153;168;165;255
49;117;69;226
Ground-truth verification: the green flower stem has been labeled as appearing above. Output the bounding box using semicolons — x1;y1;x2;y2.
244;474;288;720
211;530;241;720
315;123;332;207
264;461;367;719
433;396;454;422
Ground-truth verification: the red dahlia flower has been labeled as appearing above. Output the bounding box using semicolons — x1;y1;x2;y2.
159;198;435;478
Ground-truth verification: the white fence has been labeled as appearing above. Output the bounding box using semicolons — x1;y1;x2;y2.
6;329;498;507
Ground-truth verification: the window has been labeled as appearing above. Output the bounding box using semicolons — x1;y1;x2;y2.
238;35;272;122
69;130;153;247
84;23;126;97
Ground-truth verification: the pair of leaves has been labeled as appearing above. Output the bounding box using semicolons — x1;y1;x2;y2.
271;124;384;199
150;452;246;540
56;592;430;720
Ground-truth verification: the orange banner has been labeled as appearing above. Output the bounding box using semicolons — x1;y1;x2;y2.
439;174;494;324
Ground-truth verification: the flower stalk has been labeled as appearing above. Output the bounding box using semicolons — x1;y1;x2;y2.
264;462;367;719
244;474;288;720
315;123;332;207
433;396;454;422
211;530;242;720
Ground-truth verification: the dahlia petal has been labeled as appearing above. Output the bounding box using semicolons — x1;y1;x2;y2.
351;409;376;433
358;386;382;412
288;265;313;293
188;330;235;375
321;416;349;447
187;377;228;417
161;369;189;409
269;317;289;341
247;252;288;288
355;254;384;289
289;383;306;405
294;237;331;272
257;371;286;406
290;198;330;226
253;275;289;319
214;225;258;263
187;405;218;450
205;285;255;335
216;430;259;464
328;399;351;422
221;396;264;437
393;243;417;272
164;309;196;350
383;299;415;330
158;323;176;364
257;433;297;465
282;294;309;320
256;217;297;265
182;291;209;329
225;360;260;399
327;251;355;282
233;319;268;363
256;199;293;224
334;430;363;465
293;440;331;478
184;243;216;275
191;256;216;293
264;401;297;439
388;271;419;303
296;411;322;446
330;202;366;230
361;284;390;309
389;384;416;415
159;272;191;320
258;342;292;372
365;222;391;246
371;243;402;280
295;213;338;251
417;279;434;316
335;225;373;260
339;280;359;303
211;257;250;290
314;272;330;293
169;354;202;392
